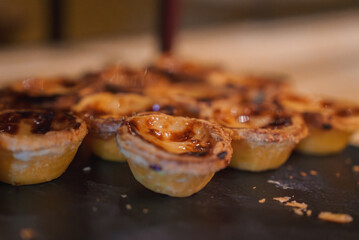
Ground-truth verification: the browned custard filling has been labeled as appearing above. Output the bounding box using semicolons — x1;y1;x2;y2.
126;114;214;156
0;110;81;135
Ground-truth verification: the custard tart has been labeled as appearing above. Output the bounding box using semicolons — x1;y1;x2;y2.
73;92;156;162
203;98;308;172
116;112;232;197
278;94;359;155
0;109;87;185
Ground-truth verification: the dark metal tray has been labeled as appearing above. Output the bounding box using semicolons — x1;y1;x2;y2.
1;145;358;240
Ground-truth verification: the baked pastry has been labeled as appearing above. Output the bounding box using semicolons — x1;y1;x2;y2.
73;92;155;162
203;98;308;171
0;109;87;185
117;112;232;197
278;94;359;155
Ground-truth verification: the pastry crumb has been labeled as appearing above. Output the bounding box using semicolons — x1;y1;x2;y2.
273;196;291;203
20;228;36;240
258;198;266;204
285;201;308;209
252;186;256;190
267;180;290;189
353;165;359;173
125;204;132;210
310;170;318;176
121;194;127;199
300;172;307;177
318;212;353;224
82;166;91;172
142;208;149;214
289;176;293;180
335;172;341;178
306;210;312;216
293;208;304;216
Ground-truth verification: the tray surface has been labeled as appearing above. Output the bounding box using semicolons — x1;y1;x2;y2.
0;145;358;240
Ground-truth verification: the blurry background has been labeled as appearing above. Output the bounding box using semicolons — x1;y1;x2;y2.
0;0;358;44
0;0;359;143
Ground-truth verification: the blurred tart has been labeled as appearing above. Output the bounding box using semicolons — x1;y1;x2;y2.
278;94;359;155
203;98;308;171
149;54;222;83
10;76;84;97
100;65;170;94
0;109;87;185
7;74;102;110
117;112;232;197
73;92;155;162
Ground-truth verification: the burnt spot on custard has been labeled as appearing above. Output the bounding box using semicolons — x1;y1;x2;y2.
263;116;293;129
0;110;80;135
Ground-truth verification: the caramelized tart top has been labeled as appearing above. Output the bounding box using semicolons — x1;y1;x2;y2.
0;110;80;135
0;109;87;152
126;113;215;156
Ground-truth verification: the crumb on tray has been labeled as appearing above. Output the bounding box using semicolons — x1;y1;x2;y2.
273;196;291;203
285;201;308;209
310;170;318;176
318;212;353;224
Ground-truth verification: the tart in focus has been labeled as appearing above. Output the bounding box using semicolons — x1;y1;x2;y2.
203;98;308;172
278;94;359;155
116;112;232;197
0;109;87;185
73;92;156;162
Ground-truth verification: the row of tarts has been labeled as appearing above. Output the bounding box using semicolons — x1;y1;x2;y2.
0;55;358;197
